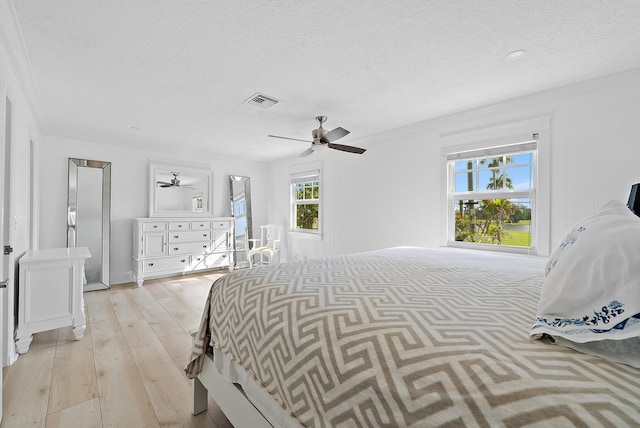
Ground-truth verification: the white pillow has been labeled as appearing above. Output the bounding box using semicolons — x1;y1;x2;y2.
531;200;640;365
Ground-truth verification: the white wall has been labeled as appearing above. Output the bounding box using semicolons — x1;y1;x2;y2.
38;135;269;284
268;69;640;262
0;0;44;366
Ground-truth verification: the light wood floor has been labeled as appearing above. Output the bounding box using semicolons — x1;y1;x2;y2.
1;271;234;428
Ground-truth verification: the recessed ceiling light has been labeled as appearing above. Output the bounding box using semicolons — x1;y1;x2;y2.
506;50;527;60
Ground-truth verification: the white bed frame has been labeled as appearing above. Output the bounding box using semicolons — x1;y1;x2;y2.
191;345;273;427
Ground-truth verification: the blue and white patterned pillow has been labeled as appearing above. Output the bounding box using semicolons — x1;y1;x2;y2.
531;200;640;367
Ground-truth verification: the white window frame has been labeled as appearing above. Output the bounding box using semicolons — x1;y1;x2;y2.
439;115;551;256
447;141;537;254
289;163;323;239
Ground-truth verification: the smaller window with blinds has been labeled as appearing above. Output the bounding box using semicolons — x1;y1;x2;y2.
447;138;537;252
290;169;321;235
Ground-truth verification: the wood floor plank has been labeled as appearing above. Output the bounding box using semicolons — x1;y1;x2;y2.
85;290;157;428
107;285;145;324
158;331;195;379
156;294;203;333
122;318;214;427
163;281;212;317
30;329;60;352
127;286;184;338
2;271;233;428
143;278;178;300
1;334;56;427
45;397;102;428
48;325;99;415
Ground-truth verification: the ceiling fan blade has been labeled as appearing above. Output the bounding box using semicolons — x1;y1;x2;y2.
268;135;312;143
157;181;172;186
299;147;315;157
327;143;366;154
321;127;350;144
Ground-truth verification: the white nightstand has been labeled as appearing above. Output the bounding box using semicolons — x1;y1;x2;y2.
16;247;91;354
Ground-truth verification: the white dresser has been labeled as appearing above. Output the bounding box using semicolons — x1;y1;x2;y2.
17;247;91;354
132;217;234;287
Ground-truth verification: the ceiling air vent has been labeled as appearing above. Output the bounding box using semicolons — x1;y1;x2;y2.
244;92;279;109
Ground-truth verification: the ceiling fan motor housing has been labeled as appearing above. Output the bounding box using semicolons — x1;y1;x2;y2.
311;115;328;144
312;127;327;144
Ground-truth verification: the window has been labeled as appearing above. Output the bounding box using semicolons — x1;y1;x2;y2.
447;138;537;253
290;169;321;235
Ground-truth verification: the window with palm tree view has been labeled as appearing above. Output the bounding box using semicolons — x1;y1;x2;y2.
448;143;536;250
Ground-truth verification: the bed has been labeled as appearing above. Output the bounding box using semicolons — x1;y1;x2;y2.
186;244;640;427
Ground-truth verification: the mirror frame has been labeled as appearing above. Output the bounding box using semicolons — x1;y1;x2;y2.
149;159;214;217
229;175;252;268
67;158;111;291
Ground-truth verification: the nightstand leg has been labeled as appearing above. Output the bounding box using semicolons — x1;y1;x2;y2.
73;323;86;340
15;331;33;354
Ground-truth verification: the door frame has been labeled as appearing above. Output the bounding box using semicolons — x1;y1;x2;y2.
0;62;6;424
1;71;17;371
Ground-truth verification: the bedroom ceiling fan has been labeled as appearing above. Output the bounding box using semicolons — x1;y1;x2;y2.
268;116;366;157
156;172;194;188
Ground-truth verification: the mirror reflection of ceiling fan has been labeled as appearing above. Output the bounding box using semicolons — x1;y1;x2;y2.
156;172;195;189
268;116;366;157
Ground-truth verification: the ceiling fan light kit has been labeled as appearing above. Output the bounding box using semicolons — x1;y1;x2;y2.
268;116;366;157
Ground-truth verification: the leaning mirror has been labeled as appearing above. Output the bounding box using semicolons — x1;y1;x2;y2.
67;158;111;291
229;175;252;268
149;159;213;217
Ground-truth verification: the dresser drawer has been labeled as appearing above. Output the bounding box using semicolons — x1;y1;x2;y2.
191;221;211;230
192;252;230;269
168;221;190;231
142;256;189;273
142;222;167;232
168;230;210;242
168;241;211;255
212;220;231;229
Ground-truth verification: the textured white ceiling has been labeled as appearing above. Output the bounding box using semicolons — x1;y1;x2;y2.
11;0;640;161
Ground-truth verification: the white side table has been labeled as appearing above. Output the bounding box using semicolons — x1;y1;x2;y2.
16;247;91;354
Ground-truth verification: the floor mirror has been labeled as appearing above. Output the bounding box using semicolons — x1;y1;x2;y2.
229;175;252;269
67;158;111;291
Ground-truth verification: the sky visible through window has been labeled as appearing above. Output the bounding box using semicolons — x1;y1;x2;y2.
454;153;533;194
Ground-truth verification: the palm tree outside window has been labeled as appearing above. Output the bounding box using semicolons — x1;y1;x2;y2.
448;140;537;252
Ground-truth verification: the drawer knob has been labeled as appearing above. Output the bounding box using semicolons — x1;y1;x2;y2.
181;259;186;263
152;225;158;229
174;247;179;251
173;235;179;239
148;263;154;266
202;245;207;248
178;225;183;228
203;234;208;237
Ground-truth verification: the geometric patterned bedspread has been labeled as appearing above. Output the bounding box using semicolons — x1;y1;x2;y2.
185;247;640;427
